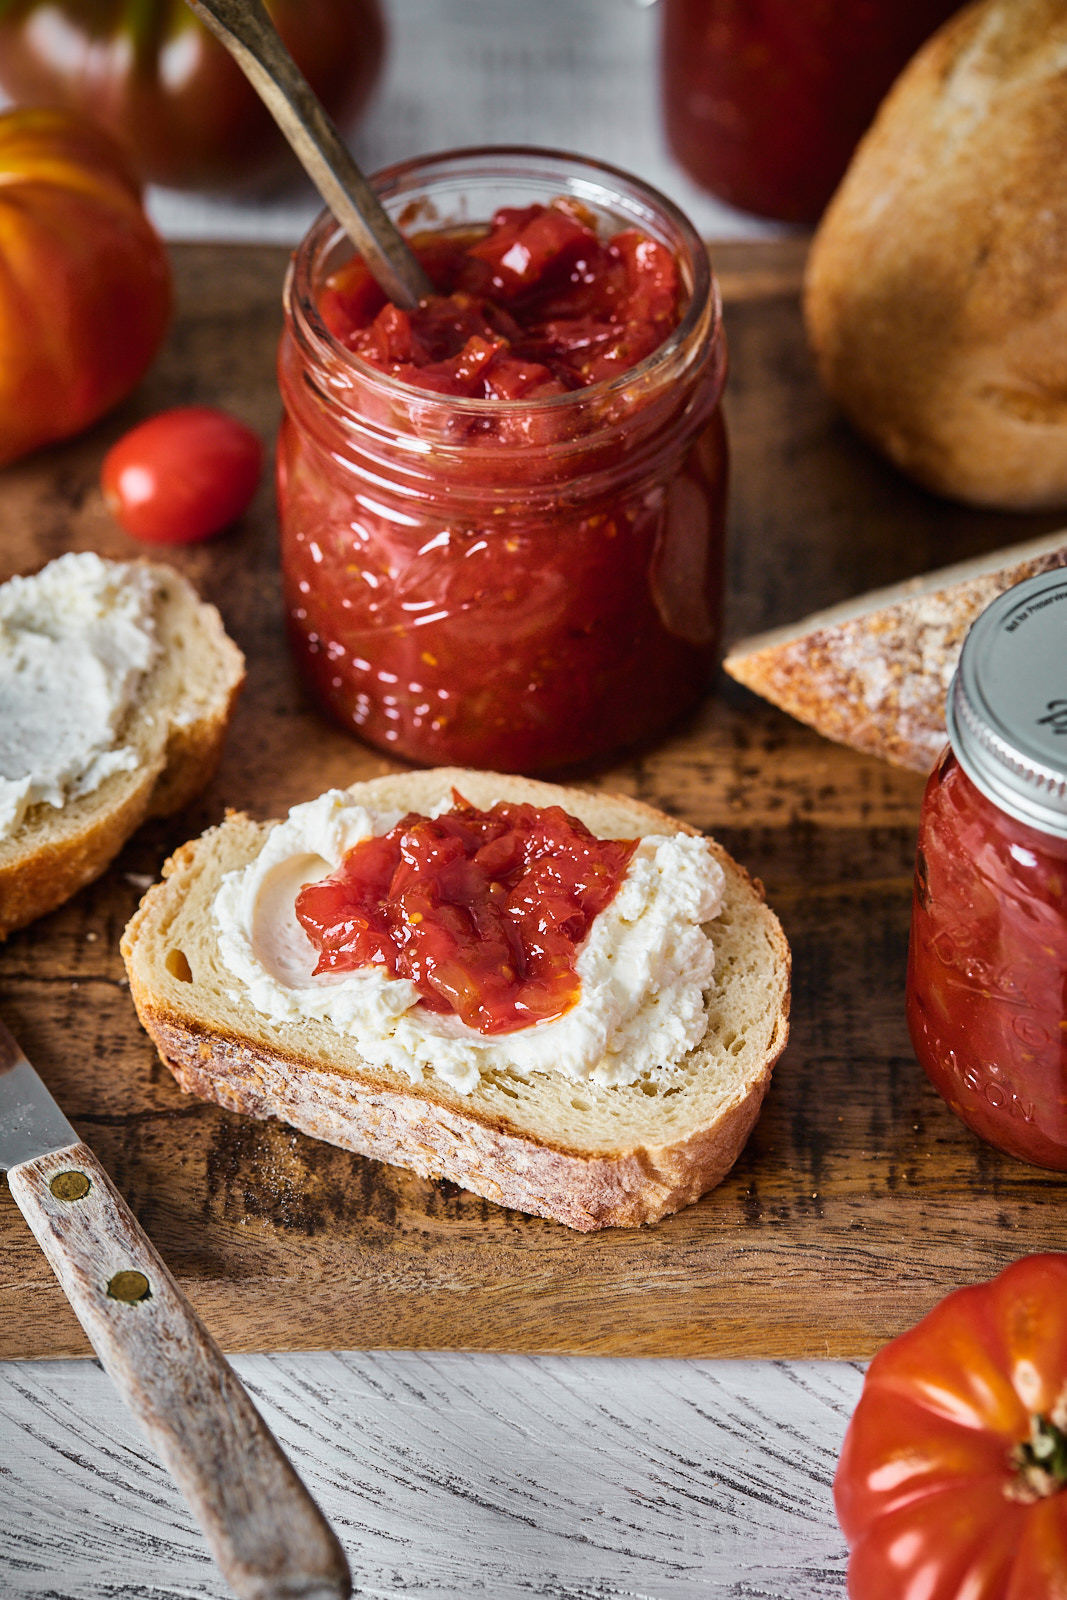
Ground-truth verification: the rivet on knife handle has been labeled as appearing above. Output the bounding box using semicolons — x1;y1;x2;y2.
8;1140;351;1600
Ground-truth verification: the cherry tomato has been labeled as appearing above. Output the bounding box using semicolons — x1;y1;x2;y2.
0;106;171;468
0;0;385;192
835;1253;1067;1600
102;407;262;544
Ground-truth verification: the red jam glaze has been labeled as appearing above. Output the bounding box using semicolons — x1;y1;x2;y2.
279;410;726;771
317;200;682;398
294;794;638;1036
906;751;1067;1169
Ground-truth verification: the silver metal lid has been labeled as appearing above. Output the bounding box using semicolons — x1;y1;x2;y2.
946;567;1067;839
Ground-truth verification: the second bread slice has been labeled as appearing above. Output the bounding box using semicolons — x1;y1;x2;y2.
724;530;1067;772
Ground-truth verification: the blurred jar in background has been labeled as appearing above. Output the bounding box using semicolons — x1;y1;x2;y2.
0;0;385;191
660;0;961;223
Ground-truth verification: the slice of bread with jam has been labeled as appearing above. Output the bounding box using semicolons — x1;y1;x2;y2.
121;768;790;1232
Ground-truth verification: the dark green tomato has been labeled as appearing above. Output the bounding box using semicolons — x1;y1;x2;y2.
0;0;385;191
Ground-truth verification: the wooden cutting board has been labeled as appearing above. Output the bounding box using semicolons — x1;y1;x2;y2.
2;239;1065;1361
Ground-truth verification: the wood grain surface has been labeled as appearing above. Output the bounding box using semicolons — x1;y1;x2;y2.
0;1351;862;1599
2;239;1066;1361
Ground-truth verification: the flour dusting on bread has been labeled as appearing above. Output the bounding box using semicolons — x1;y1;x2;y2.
725;531;1067;771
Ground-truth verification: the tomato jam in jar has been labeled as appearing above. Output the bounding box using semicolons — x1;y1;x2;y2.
277;148;727;773
906;570;1067;1168
660;0;960;223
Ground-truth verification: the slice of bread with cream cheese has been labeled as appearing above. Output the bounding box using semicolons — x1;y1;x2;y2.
0;551;245;938
121;769;791;1231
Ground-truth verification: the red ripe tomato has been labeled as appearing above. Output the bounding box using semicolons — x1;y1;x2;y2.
0;0;385;192
102;407;263;544
835;1254;1067;1600
0;106;171;468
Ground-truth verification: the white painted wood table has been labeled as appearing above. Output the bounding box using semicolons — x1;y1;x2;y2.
1;3;865;1595
1;1354;860;1597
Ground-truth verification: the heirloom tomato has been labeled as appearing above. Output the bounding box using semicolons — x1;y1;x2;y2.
102;406;262;543
835;1254;1067;1600
0;106;171;468
0;0;385;191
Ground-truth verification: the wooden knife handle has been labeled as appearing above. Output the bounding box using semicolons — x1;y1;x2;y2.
7;1140;351;1600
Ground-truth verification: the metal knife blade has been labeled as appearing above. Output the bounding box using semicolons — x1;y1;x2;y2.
0;1012;79;1173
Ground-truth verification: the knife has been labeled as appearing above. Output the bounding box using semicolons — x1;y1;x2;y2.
0;1013;351;1600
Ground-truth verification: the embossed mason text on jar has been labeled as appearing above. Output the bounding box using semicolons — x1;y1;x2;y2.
906;568;1067;1168
277;147;728;774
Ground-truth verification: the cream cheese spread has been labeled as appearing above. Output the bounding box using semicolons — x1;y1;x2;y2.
0;552;160;840
213;789;725;1095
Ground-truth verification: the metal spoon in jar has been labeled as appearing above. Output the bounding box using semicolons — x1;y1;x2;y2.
184;0;432;310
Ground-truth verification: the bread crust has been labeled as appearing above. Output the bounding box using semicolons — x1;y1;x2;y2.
804;0;1067;510
122;770;791;1231
0;769;162;942
724;530;1067;771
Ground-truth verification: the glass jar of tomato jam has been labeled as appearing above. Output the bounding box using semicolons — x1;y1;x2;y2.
906;569;1067;1169
660;0;961;224
277;147;727;773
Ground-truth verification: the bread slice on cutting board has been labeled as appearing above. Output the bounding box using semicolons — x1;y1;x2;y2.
723;530;1067;772
0;555;245;939
121;768;791;1232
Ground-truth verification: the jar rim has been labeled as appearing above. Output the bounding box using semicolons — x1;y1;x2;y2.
285;143;721;417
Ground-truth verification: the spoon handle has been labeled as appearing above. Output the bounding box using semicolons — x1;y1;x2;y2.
185;0;432;309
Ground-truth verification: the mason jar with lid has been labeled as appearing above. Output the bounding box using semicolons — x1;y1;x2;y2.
277;146;728;774
906;567;1067;1168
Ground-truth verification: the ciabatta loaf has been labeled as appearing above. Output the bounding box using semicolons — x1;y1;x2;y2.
121;769;790;1231
724;530;1067;772
804;0;1067;510
0;554;245;938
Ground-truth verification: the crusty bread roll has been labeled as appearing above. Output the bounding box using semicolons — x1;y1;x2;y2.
804;0;1067;510
121;769;791;1232
0;558;245;938
724;529;1067;771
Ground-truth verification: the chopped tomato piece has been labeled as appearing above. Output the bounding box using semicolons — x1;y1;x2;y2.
318;200;683;398
295;793;638;1034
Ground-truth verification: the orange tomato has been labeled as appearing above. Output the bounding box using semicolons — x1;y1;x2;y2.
835;1254;1067;1599
0;106;171;467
